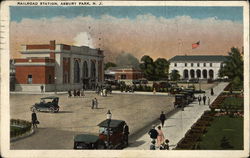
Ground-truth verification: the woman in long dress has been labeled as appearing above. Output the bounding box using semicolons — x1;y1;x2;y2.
157;126;165;147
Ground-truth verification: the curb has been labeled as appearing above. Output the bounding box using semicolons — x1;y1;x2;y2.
10;128;35;142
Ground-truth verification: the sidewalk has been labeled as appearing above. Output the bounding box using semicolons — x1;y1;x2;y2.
126;82;229;150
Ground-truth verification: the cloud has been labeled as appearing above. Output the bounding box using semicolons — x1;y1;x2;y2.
10;14;243;61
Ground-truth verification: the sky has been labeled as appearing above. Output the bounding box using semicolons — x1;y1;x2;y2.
10;6;243;61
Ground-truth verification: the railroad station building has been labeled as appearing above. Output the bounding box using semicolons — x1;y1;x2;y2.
169;55;228;80
15;40;104;92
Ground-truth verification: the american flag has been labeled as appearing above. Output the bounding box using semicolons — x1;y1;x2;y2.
192;41;200;49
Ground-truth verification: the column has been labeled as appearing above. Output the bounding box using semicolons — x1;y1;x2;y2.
70;56;74;84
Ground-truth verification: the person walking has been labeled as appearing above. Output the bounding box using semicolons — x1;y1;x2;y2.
159;111;166;127
68;90;72;98
94;98;98;109
91;99;95;109
157;126;165;147
211;88;214;96
148;125;158;142
160;139;170;150
73;89;77;97
40;85;44;93
198;95;201;105
31;110;39;128
207;97;210;106
81;89;85;97
203;95;207;105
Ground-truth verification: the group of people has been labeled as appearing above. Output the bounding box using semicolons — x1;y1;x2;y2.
197;95;210;105
68;89;85;97
96;85;112;97
148;125;169;150
147;111;169;150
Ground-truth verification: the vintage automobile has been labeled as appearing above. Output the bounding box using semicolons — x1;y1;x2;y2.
73;119;129;150
170;87;182;95
179;91;194;104
98;119;129;149
181;90;196;102
30;96;60;113
174;94;188;108
73;134;106;149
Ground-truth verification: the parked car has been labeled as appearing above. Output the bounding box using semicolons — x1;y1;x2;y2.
74;134;106;149
132;80;140;84
73;119;129;149
30;96;59;113
170;87;182;95
139;79;148;84
98;119;129;149
174;94;188;108
159;82;171;88
182;89;196;101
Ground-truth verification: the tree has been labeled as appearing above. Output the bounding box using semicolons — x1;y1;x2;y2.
219;47;243;89
154;58;169;80
140;55;155;80
104;62;117;70
169;70;180;81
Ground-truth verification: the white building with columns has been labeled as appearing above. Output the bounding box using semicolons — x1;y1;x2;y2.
15;40;104;92
169;55;228;80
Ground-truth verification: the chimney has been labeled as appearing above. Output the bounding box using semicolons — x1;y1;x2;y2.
50;40;56;50
49;40;56;59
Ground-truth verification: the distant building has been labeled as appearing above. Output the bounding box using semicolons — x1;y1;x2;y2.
105;66;143;83
15;40;104;92
169;55;228;80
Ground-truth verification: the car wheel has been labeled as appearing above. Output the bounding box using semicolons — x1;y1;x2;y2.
97;140;106;149
55;108;59;113
49;107;55;113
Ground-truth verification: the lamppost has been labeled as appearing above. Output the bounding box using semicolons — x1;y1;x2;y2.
106;110;112;149
54;77;57;94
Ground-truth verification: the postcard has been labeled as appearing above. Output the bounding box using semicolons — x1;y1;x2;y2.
0;1;249;158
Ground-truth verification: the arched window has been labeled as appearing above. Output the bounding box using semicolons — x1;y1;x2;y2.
196;69;201;78
91;60;96;79
190;69;195;78
83;61;88;78
183;69;189;79
202;69;207;79
74;60;80;83
209;69;214;79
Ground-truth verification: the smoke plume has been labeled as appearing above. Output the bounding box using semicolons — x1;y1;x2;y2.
73;32;94;48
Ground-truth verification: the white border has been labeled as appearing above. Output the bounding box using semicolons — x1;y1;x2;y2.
1;1;249;158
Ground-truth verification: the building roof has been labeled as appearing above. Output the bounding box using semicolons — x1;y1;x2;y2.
169;55;229;62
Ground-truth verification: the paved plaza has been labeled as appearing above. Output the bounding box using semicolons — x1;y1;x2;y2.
10;92;174;149
126;82;228;150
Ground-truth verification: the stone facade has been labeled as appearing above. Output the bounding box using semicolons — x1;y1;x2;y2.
15;40;104;92
169;55;228;80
